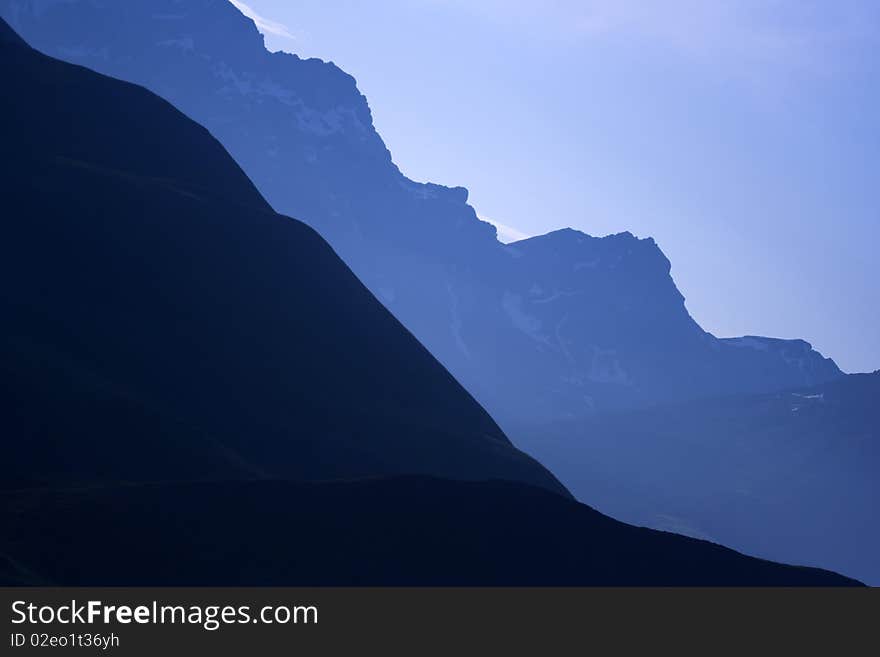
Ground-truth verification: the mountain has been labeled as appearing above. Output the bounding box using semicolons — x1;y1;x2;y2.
0;0;843;430
0;17;566;496
0;477;859;586
0;19;860;587
515;372;880;584
0;4;22;43
491;230;841;418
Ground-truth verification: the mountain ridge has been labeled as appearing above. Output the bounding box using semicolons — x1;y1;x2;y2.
0;0;845;429
2;18;862;586
0;477;862;586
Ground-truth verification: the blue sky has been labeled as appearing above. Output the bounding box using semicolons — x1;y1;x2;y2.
232;1;879;373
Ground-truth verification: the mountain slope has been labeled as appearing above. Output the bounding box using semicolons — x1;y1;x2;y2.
0;477;860;586
0;19;861;587
0;19;566;496
516;372;880;584
0;0;843;429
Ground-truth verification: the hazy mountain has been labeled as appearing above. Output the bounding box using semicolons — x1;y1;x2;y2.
0;0;843;430
516;372;880;584
1;19;860;586
0;18;566;496
3;1;867;587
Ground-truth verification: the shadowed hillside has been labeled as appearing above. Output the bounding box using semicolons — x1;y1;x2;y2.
0;478;860;586
0;19;860;586
0;18;566;496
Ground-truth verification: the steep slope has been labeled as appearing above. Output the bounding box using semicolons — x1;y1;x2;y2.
0;19;863;587
0;0;843;429
0;20;566;496
0;478;860;586
516;372;880;584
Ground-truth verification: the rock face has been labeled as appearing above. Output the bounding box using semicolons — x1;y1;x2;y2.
0;0;843;429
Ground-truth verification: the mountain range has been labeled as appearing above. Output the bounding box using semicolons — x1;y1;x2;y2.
0;16;861;586
5;0;872;584
0;0;844;431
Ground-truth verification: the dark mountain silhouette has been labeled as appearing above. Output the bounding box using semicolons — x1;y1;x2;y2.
0;5;22;44
517;372;880;584
0;19;565;497
0;20;860;586
0;477;860;586
0;0;843;430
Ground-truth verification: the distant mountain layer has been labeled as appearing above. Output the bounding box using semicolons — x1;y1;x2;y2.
0;19;859;587
516;372;880;584
0;18;566;497
0;0;843;427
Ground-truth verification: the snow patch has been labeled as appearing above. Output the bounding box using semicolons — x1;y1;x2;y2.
589;346;629;385
502;292;546;344
532;289;582;305
157;37;195;52
56;44;109;60
725;336;770;351
792;392;824;400
446;284;470;359
398;179;438;200
212;64;366;137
